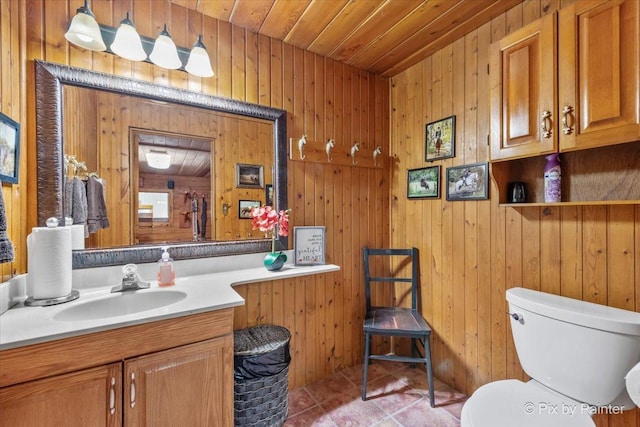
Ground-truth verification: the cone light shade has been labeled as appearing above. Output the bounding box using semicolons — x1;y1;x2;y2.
185;35;214;78
149;24;182;70
64;0;106;51
110;12;146;61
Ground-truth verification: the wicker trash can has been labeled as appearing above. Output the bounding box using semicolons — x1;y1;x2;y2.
234;325;291;427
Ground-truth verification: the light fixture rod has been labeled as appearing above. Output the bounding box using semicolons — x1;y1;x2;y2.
99;25;192;72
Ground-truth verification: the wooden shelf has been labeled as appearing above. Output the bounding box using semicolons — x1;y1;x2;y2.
491;142;640;205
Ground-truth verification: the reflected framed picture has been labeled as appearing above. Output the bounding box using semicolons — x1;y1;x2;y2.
238;200;260;219
407;165;440;199
236;163;264;188
446;162;489;201
425;115;455;161
265;184;274;206
0;112;20;184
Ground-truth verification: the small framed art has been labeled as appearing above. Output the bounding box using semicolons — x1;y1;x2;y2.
265;184;274;206
407;165;440;199
236;163;264;188
294;226;326;265
238;200;261;219
446;162;489;201
0;112;20;184
425;115;455;161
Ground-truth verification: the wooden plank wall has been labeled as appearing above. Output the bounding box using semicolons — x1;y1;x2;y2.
390;0;640;426
9;0;389;389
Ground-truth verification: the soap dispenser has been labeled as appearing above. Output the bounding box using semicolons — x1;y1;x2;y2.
157;246;176;287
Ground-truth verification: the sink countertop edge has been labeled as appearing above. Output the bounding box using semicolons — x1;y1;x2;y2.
0;263;340;351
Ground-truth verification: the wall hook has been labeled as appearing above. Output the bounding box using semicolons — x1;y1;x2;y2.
373;146;382;166
350;142;360;165
297;134;307;160
325;138;335;162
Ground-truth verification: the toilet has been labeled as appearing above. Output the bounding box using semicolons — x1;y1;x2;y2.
461;287;640;427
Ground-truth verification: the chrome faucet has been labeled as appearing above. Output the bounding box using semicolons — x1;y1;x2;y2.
111;264;150;293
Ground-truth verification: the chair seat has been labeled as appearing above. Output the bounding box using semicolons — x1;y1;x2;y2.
364;307;432;335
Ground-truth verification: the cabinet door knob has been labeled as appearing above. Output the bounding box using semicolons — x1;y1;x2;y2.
130;372;136;408
562;105;574;135
109;377;116;415
541;110;552;138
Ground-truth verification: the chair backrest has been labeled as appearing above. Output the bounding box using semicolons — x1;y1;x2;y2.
362;247;419;313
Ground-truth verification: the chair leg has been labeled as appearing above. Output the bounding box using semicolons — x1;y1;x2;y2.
362;332;371;400
424;333;435;407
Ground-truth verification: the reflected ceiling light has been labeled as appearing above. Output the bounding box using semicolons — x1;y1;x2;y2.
185;35;214;78
110;12;146;61
64;0;106;51
146;150;171;169
149;24;182;70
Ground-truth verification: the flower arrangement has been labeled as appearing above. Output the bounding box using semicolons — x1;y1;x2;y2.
249;205;290;253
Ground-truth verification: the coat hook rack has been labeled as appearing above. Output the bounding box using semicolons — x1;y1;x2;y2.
350;142;360;165
297;134;307;160
325;138;335;162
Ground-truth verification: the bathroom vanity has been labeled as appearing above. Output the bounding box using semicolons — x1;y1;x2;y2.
0;254;339;426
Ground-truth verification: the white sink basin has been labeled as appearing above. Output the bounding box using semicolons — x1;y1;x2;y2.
54;290;188;322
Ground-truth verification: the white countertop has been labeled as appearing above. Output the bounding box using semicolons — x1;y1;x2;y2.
0;252;339;351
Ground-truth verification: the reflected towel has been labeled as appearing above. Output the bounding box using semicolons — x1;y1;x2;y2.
0;188;14;263
86;176;109;233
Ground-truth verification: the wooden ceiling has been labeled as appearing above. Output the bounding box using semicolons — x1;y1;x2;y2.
170;0;523;77
137;132;211;177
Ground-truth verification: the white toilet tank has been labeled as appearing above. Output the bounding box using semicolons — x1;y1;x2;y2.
507;287;640;406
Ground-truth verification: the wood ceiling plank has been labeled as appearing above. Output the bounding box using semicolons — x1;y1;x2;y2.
260;0;311;40
345;0;463;71
306;0;381;56
378;0;523;76
229;0;276;33
283;0;350;49
329;0;424;63
194;0;235;22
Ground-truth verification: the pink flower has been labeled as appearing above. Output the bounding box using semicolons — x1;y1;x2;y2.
250;205;290;237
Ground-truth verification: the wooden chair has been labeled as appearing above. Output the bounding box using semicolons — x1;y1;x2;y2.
361;247;435;407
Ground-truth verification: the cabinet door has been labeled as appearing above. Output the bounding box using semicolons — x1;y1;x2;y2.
0;363;122;427
490;13;557;161
558;0;640;151
124;336;234;427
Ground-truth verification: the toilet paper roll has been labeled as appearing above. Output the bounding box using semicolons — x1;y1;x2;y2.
27;225;72;299
70;224;85;250
626;361;640;406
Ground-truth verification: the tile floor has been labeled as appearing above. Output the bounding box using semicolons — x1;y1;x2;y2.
285;362;467;427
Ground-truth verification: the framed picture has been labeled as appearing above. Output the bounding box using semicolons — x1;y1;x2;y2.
236;163;264;188
294;226;326;265
425;115;455;161
0;112;20;184
238;200;261;219
265;184;274;206
407;166;440;199
446;162;489;201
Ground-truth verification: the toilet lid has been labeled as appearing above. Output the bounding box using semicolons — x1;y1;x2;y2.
464;380;595;427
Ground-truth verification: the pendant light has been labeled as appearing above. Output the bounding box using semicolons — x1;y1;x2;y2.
110;12;146;62
149;24;182;70
185;35;214;78
64;0;106;51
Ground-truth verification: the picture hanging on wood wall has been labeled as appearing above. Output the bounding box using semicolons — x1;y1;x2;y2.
238;200;261;219
0;112;20;184
236;163;264;189
446;162;489;201
265;184;274;206
425;115;455;161
407;166;440;199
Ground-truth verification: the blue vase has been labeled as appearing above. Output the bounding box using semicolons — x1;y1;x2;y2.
264;252;287;271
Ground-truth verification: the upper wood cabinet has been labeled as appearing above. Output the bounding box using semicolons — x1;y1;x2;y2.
490;0;639;161
490;13;557;161
558;0;640;151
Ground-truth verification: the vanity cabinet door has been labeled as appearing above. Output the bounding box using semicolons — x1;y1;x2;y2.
558;0;640;151
124;336;234;427
490;12;557;161
0;363;122;427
